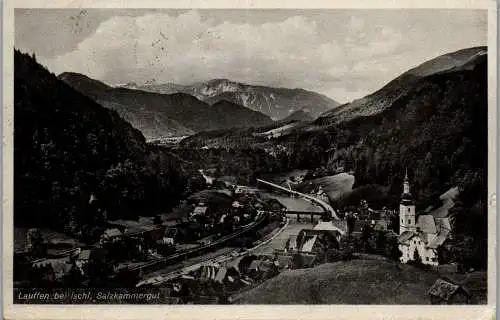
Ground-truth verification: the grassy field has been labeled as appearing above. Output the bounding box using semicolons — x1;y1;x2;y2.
305;173;355;201
14;228;83;254
235;259;487;304
261;170;309;184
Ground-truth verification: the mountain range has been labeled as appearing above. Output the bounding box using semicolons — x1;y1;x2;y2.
59;73;274;139
119;78;340;120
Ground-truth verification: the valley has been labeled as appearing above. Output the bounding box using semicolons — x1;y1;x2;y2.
13;45;488;305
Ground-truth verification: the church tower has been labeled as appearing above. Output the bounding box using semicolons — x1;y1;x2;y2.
399;169;416;234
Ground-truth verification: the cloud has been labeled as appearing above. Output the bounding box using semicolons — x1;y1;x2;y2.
38;10;487;102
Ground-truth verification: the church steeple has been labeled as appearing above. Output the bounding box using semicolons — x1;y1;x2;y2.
403;168;410;195
399;168;416;234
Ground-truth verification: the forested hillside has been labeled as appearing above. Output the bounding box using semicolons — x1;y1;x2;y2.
14;50;201;241
319;47;486;123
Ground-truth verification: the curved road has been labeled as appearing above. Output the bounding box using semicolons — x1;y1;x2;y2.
256;179;340;220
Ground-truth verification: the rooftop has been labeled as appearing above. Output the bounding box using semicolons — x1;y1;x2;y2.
417;215;437;234
103;228;122;238
193;206;208;215
77;249;91;260
428;279;469;300
398;231;415;244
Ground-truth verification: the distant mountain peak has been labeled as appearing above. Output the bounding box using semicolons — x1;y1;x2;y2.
125;78;340;120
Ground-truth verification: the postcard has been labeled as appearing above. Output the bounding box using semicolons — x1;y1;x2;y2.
3;0;497;319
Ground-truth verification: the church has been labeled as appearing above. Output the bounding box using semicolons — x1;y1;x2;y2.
397;170;452;266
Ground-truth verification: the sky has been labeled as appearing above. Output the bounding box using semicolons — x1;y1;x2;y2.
15;9;487;103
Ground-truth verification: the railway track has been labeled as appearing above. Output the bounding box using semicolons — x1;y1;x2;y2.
131;211;269;278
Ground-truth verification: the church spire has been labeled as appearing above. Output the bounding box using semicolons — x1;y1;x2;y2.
403;168;410;195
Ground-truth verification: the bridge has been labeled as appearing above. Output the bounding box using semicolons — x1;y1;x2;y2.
256;178;340;221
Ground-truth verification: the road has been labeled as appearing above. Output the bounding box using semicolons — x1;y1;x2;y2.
249;220;314;256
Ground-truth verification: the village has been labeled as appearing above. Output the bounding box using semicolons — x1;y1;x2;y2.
134;171;481;304
13;168;482;305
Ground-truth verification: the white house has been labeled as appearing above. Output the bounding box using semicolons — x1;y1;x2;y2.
397;170;452;266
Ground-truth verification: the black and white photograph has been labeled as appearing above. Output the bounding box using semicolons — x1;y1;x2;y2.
3;1;497;318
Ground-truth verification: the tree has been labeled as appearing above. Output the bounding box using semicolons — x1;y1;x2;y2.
113;268;140;288
361;224;374;252
346;215;356;234
238;255;257;274
87;254;112;287
375;231;387;253
384;234;402;261
26;228;46;257
63;263;84;287
153;215;162;226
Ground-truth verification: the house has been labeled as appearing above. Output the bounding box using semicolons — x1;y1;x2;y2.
52;261;74;280
297;229;341;253
284;228;340;255
247;260;279;280
313;185;330;204
88;193;98;205
397;170;452;266
100;228;122;244
163;227;187;244
199;264;219;281
214;267;228;284
253;202;264;210
75;249;91;273
155;238;176;256
275;250;317;270
373;219;389;231
88;247;107;265
284;235;299;252
32;258;73;280
191;204;209;217
428;279;470;304
280;229;339;269
313;220;348;236
232;201;242;208
274;253;294;269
